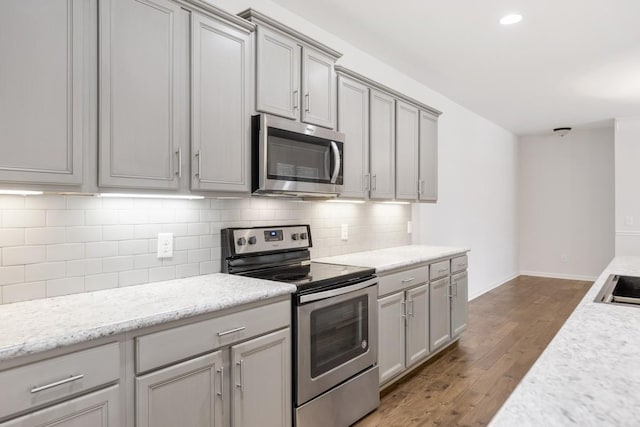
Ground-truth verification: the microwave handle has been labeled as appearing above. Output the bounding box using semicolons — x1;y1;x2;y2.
330;141;341;184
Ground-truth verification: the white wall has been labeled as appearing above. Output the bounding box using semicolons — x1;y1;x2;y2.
519;128;614;280
614;117;640;255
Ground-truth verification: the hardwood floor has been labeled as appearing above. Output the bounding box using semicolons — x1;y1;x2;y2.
356;275;592;427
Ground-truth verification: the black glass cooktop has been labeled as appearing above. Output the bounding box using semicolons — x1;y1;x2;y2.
241;262;375;293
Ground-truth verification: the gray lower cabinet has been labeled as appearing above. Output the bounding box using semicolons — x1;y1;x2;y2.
231;328;291;427
430;276;452;351
405;283;430;367
419;111;438;201
395;101;420;201
254;25;301;120
337;75;370;199
136;351;224;427
190;12;251;193
0;0;91;186
99;0;188;190
377;292;405;384
2;385;120;427
301;46;335;128
369;90;396;200
451;271;469;338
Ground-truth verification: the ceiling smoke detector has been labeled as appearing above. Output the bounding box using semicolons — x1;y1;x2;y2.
553;127;572;137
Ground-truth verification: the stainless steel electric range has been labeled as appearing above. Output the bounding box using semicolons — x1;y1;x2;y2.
222;225;379;427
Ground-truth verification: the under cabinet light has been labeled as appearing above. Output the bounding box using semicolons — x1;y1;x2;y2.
380;201;411;205
97;193;205;200
0;190;44;196
326;199;366;204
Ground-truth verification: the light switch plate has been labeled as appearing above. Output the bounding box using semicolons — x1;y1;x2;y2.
157;233;173;258
341;224;349;241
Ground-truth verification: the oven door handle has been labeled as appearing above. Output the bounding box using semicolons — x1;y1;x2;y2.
299;278;377;303
330;141;341;184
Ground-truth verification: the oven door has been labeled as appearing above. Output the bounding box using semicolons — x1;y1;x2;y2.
296;278;378;406
255;114;344;196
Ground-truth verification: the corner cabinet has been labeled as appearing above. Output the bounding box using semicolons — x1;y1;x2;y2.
0;0;92;186
190;12;251;193
239;9;340;130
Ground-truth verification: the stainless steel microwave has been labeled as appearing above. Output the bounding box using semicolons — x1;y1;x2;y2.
252;114;345;197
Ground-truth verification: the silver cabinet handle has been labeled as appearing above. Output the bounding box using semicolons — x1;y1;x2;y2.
401;277;415;283
438;268;448;274
195;151;202;178
364;173;371;191
407;299;413;317
175;148;182;178
453;282;458;297
218;326;246;337
401;301;407;325
31;374;84;394
216;367;224;401
372;174;377;191
304;93;310;112
293;90;299;110
418;179;424;195
236;359;244;392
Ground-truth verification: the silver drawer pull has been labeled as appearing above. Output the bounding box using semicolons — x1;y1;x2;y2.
217;326;246;337
438;269;448;273
401;277;415;283
31;374;84;394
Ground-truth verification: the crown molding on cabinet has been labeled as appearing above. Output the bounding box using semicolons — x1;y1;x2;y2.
238;8;342;59
181;0;256;32
335;65;442;117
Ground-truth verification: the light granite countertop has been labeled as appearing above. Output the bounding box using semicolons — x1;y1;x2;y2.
0;274;296;362
315;245;469;273
490;256;640;427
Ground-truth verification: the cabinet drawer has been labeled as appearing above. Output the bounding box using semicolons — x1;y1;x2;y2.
0;342;120;420
378;266;429;297
430;260;450;280
451;255;468;273
136;299;290;374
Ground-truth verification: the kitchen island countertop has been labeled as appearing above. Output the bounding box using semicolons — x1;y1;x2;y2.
0;274;295;362
490;256;640;426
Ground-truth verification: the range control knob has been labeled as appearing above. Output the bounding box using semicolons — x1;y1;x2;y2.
248;236;257;245
300;232;308;240
237;237;247;246
291;233;299;241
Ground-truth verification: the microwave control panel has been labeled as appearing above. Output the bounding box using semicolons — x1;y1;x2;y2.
231;225;311;255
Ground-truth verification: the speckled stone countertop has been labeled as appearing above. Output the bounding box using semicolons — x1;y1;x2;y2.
490;256;640;427
0;274;295;362
315;245;469;273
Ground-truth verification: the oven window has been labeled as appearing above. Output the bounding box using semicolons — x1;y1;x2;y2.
267;128;336;183
310;295;369;378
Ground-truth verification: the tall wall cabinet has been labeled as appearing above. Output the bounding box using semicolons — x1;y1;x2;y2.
336;66;442;202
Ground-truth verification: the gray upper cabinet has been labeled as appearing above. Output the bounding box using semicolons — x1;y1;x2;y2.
302;47;335;128
191;12;251;193
419;111;438;201
255;26;300;120
395;101;420;201
99;0;188;190
0;0;91;186
430;276;452;351
369;90;396;200
337;75;370;199
451;271;468;338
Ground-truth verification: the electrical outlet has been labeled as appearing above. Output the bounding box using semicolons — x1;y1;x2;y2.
407;221;413;234
341;224;349;241
157;233;173;258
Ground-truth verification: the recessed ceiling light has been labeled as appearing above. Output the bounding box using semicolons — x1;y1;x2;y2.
500;14;523;25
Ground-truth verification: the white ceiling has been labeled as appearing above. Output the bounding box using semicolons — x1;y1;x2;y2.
270;0;640;135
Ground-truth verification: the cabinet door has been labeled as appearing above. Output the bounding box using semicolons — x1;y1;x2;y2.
99;0;187;190
191;13;251;193
369;90;395;200
430;277;451;351
136;351;224;427
451;271;468;338
231;328;291;427
0;0;90;185
395;101;420;201
337;75;369;199
378;292;405;384
255;26;300;120
419;111;438;201
2;385;120;427
405;283;429;367
302;46;335;129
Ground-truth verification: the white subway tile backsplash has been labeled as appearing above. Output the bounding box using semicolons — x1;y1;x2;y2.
66;226;102;243
25;195;66;210
176;263;199;279
0;196;25;209
25;227;66;245
0;265;25;285
66;196;103;210
161;250;188;266
199;235;217;249
148;266;176;282
134;254;163;269
160;223;189;236
85;272;118;292
199;261;218;275
2;246;46;266
188;223;210;236
175;210;200;223
66;259;102;277
119;269;148;287
134;224;162;239
102;256;134;273
47;210;84;226
47;277;84;297
25;262;66;282
46;243;84;262
3;281;46;303
119;239;149;256
118;210;150;225
102;225;134;241
2;210;46;228
188;248;210;264
85;241;119;258
0;228;25;247
85;210;118;225
175;236;199;251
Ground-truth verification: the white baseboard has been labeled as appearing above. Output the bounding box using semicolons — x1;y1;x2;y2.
469;272;520;301
519;271;597;282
